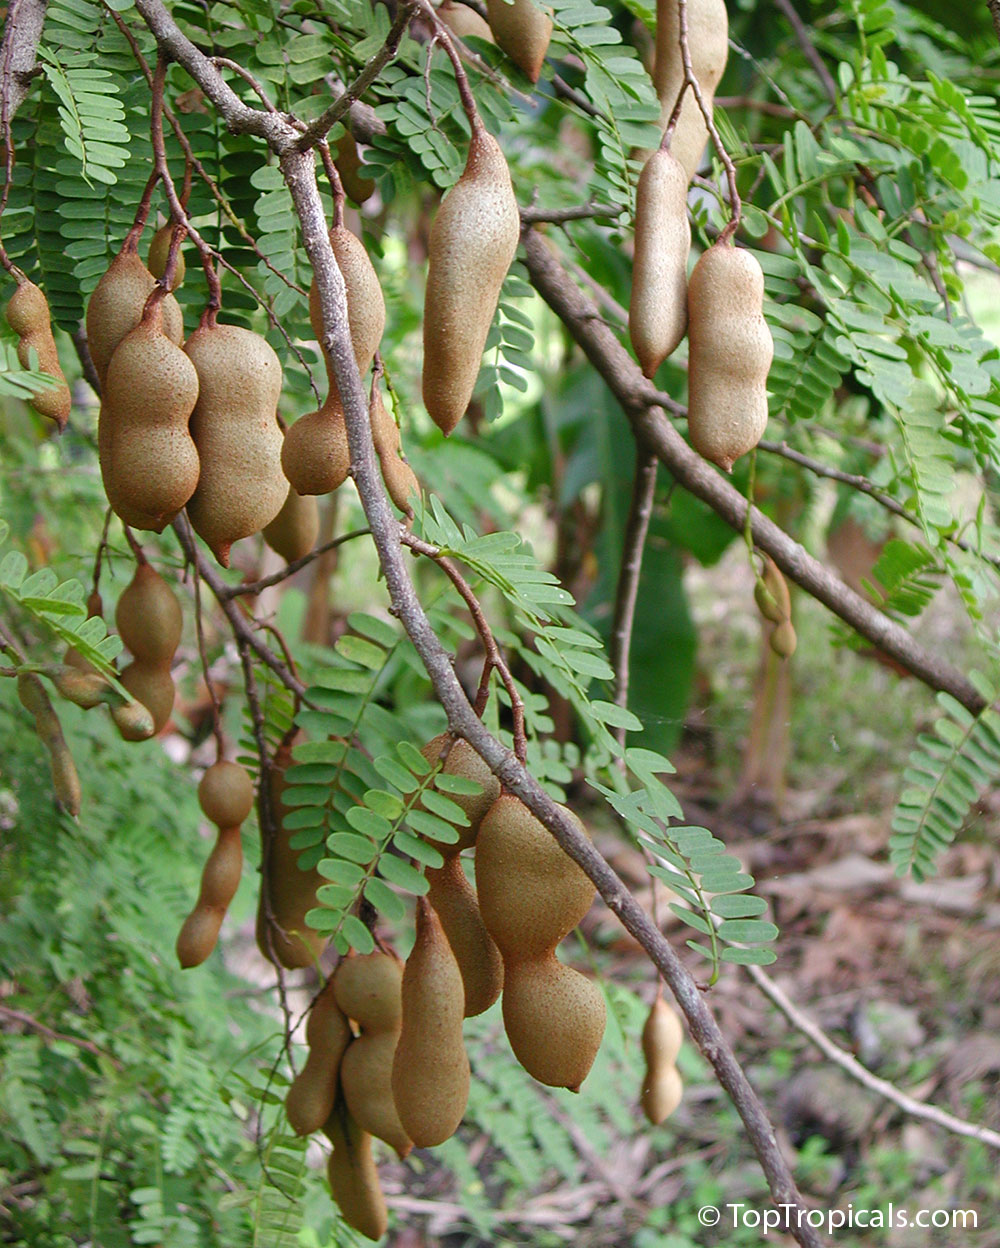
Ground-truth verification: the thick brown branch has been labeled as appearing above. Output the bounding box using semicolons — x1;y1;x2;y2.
0;0;47;122
519;227;986;716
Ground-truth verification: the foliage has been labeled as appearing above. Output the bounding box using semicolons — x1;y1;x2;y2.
2;0;1000;1242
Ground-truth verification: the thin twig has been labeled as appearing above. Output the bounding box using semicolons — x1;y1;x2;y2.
748;964;1000;1152
610;450;658;750
224;528;372;598
0;1004;121;1068
772;0;838;105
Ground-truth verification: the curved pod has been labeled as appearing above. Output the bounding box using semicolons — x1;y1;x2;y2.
281;397;351;497
262;487;320;562
115;563;183;664
422;126;519;434
640;994;684;1124
285;980;353;1136
86;248;183;387
501;957;606;1091
309;225;385;402
686;242;772;471
184;322;286;566
175;826;243;968
256;739;326;969
5;279;72;428
426;856;503;1018
391;898;470;1146
101;307;200;527
629;149;691;378
653;0;729;181
323;1104;388;1242
486;0;552;81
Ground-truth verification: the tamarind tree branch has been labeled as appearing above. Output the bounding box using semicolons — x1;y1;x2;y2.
518;226;988;716
772;0;839;105
0;0;47;124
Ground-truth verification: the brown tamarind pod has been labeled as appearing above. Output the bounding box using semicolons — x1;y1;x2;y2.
308;226;386;404
262;487;321;563
323;1101;388;1242
286;978;353;1136
85;247;183;387
115;563;183;663
100;302;201;528
110;698;156;742
198;760;254;828
335;952;413;1159
640;993;684;1124
334;131;376;205
426;856;503;1017
147;224;186;291
439;0;494;42
5;278;71;428
391;897;470;1147
629;149;690;378
256;738;326;969
422;125;519;435
370;391;420;517
183;322;285;566
176;825;243;968
754;555;790;624
420;734;501;850
97;412;165;534
485;0;552;82
686;242;773;471
280;396;351;498
114;562;182;737
477;795;605;1089
17;672;82;816
47;664;113;710
769;618;797;659
653;0;729;181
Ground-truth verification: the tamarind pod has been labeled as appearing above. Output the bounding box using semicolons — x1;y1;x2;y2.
118;663;175;735
262;487;320;563
501;957;606;1091
285;979;353;1137
280;398;351;497
5;279;71;428
369;392;420;516
439;0;494;42
176;826;242;968
686;242;772;471
629;149;691;378
45;664;112;710
426;856;503;1017
308;226;385;403
334;130;375;205
115;563;183;664
485;0;552;81
198;760;255;828
101;306;201;526
17;672;82;815
183;323;286;567
640;994;684;1123
422;126;519;435
147;224;186;290
110;699;156;742
334;950;413;1157
419;734;501;852
769;618;797;659
391;898;470;1147
476;795;595;958
97;411;166;534
754;555;791;623
340;1034;413;1159
85;249;183;387
323;1102;388;1242
652;0;728;182
256;739;326;969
